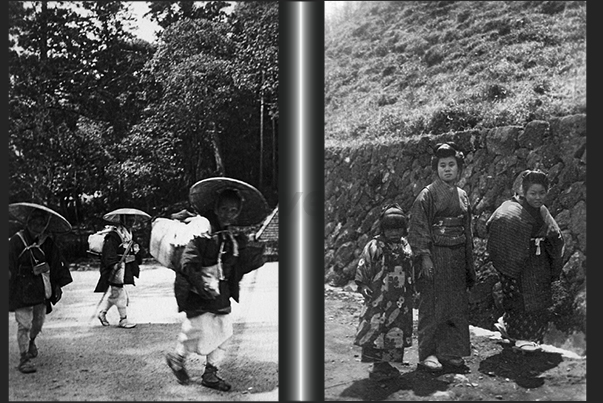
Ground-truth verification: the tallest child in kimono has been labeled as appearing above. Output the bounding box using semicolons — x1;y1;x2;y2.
407;143;476;372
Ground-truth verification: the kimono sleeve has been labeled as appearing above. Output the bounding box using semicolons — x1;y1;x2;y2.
48;239;73;289
407;188;434;258
179;236;216;300
236;236;266;282
486;200;532;278
541;206;565;278
354;239;380;287
8;235;24;288
462;190;476;286
100;232;121;269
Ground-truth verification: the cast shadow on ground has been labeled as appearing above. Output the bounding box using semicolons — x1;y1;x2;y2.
478;342;563;389
339;365;468;401
219;360;279;393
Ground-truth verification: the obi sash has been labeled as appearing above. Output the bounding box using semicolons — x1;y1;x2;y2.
432;215;466;246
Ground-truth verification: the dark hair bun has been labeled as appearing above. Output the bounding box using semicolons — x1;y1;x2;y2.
434;143;457;158
521;169;549;192
431;142;465;171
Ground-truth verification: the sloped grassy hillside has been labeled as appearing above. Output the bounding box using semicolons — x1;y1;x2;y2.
324;1;586;147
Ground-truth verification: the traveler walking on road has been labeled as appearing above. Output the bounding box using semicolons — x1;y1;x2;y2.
354;203;415;381
9;203;73;374
166;177;268;391
94;208;150;329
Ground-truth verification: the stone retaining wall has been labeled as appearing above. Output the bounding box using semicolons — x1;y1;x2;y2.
324;114;586;351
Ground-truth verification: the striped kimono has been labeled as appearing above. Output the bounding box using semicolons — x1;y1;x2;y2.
408;178;475;362
354;235;414;363
486;196;564;342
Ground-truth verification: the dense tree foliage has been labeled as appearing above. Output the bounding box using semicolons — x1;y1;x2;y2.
231;1;279;191
9;1;279;227
145;0;231;27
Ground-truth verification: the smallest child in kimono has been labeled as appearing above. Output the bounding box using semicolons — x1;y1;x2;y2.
354;203;414;381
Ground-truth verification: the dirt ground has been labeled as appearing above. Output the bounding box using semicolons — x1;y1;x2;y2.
324;285;587;401
8;260;279;401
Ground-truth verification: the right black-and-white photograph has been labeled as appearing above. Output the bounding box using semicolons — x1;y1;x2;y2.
324;1;586;400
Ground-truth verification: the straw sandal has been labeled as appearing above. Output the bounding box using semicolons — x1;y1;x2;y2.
513;340;541;353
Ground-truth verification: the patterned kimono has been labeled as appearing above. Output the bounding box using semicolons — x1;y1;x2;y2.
354;234;414;363
486;196;564;342
407;178;475;362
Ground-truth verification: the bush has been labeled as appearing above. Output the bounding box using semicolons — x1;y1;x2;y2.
375;93;398;107
424;45;445;67
484;83;509;102
427;105;481;134
541;1;566;15
457;9;471;24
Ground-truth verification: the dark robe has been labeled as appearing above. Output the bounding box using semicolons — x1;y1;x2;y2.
408;178;474;361
94;228;142;293
9;230;73;314
174;212;266;318
486;196;564;341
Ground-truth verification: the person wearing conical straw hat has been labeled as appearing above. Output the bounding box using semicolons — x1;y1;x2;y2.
166;178;268;391
8;203;73;374
93;208;150;329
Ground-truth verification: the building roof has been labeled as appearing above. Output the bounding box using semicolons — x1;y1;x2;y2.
255;205;278;242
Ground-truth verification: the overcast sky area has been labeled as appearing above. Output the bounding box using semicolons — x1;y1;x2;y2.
127;1;162;43
324;1;339;17
127;1;238;43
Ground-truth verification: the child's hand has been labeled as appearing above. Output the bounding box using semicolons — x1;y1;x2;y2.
421;255;434;281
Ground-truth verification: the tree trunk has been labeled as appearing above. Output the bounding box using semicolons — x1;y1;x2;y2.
272;116;276;188
210;123;225;176
259;70;265;189
40;2;48;62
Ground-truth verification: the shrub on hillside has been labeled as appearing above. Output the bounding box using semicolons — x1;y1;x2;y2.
427;105;481;134
424;45;445;67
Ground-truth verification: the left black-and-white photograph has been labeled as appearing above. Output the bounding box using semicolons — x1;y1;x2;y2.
8;1;279;400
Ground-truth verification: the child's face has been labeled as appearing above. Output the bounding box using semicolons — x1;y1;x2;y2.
215;199;241;228
437;156;459;184
524;183;547;209
383;227;404;242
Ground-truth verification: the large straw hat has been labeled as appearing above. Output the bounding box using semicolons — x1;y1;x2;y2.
9;202;72;234
103;208;151;223
189;177;269;226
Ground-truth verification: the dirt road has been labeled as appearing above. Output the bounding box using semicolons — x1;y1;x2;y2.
324;285;587;401
8;260;279;401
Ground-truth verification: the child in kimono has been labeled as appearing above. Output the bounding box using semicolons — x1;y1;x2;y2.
354;203;414;381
